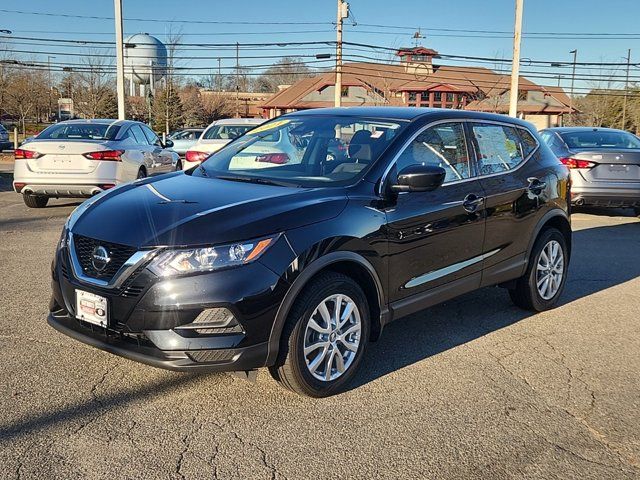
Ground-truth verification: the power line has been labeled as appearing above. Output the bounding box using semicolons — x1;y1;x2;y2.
0;8;332;25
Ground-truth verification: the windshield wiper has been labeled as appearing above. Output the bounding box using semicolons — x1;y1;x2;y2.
215;175;298;187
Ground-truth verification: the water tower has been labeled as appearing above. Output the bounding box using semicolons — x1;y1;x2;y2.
124;33;167;97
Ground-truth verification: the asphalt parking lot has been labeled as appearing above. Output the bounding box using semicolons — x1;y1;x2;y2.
0;171;639;480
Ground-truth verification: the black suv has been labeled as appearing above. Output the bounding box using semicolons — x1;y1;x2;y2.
49;108;571;397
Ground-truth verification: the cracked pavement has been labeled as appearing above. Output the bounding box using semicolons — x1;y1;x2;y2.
1;177;639;479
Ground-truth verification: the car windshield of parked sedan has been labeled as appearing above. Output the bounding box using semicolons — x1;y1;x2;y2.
202;124;256;141
37;123;121;141
197;116;406;187
560;130;640;149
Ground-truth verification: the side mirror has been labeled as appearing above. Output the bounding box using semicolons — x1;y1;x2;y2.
164;139;174;148
391;164;446;193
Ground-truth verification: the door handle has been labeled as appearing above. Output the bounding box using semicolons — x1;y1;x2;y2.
527;177;547;194
462;193;485;213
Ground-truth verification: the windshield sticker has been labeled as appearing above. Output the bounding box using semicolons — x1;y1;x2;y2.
249;119;291;135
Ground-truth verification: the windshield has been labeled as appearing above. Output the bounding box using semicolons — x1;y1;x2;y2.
37;123;121;141
198;116;406;187
202;124;258;141
560;130;640;149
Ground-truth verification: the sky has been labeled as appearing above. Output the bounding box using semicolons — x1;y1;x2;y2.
1;0;639;93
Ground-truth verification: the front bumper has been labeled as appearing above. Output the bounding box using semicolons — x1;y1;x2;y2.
47;311;268;372
49;236;295;372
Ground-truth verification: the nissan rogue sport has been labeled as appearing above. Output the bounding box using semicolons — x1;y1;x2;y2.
48;108;571;397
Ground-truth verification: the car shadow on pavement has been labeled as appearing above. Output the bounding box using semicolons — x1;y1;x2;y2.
349;221;640;391
0;372;209;442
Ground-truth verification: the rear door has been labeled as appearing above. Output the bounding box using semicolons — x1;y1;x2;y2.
128;124;155;174
140;125;173;173
466;122;542;285
385;121;486;303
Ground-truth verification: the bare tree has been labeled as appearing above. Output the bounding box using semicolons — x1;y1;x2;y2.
4;70;48;133
74;51;116;119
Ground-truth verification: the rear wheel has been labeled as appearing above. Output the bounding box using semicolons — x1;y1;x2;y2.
23;194;48;208
269;272;370;397
509;228;568;311
137;167;147;179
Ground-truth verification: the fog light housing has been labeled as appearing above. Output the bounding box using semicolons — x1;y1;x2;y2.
174;308;244;335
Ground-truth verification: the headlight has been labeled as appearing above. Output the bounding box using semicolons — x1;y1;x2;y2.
147;234;279;277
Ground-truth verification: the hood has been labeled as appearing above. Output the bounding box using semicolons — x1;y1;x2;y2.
71;172;348;248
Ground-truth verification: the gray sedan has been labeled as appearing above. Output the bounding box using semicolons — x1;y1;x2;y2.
540;127;640;215
168;128;205;156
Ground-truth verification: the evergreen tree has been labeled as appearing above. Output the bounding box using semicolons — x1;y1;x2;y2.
152;83;183;133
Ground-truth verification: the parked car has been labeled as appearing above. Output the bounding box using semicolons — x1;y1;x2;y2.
540;127;640;215
183;118;264;169
0;124;12;151
168;128;205;157
48;108;571;397
12;119;180;208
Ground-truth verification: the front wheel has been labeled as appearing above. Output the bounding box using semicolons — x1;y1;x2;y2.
23;194;49;208
509;227;568;311
270;272;370;397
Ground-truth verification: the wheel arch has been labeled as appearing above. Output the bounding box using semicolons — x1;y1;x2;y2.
527;209;572;262
266;251;387;366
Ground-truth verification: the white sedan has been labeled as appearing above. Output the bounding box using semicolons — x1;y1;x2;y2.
12;119;180;208
183;118;264;169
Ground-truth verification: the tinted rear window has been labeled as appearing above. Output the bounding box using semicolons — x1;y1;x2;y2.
38;123;121;141
560;131;640;149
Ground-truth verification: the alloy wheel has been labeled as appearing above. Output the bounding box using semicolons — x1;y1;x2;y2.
536;240;564;300
303;294;361;382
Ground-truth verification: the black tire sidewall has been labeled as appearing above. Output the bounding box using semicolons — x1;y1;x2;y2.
288;275;370;397
526;229;568;310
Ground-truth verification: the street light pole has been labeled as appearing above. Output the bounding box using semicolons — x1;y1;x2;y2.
622;48;631;130
235;43;240;117
114;0;126;120
508;0;524;118
569;49;577;121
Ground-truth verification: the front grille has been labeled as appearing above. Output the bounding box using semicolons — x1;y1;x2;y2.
73;234;137;281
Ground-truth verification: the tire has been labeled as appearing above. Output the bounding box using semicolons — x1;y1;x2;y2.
509;227;568;311
23;194;49;208
269;271;370;397
137;167;147;179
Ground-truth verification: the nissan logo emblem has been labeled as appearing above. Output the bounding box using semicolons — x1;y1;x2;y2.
91;246;111;272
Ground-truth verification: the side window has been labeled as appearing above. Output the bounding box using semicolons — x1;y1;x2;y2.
141;125;161;146
518;128;538;157
396;122;471;183
471;123;525;175
129;125;148;145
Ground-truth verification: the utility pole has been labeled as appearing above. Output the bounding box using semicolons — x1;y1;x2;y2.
508;0;524;118
114;0;126;120
622;48;631;130
235;43;240;117
569;49;577;121
217;57;221;91
334;0;349;108
47;55;55;121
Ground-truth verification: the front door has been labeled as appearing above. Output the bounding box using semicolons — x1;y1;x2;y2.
384;121;486;304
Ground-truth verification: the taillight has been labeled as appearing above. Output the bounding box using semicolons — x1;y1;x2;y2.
13;182;26;193
99;184;116;190
185;150;209;164
84;150;124;161
256;153;289;165
14;149;42;159
559;157;597;169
